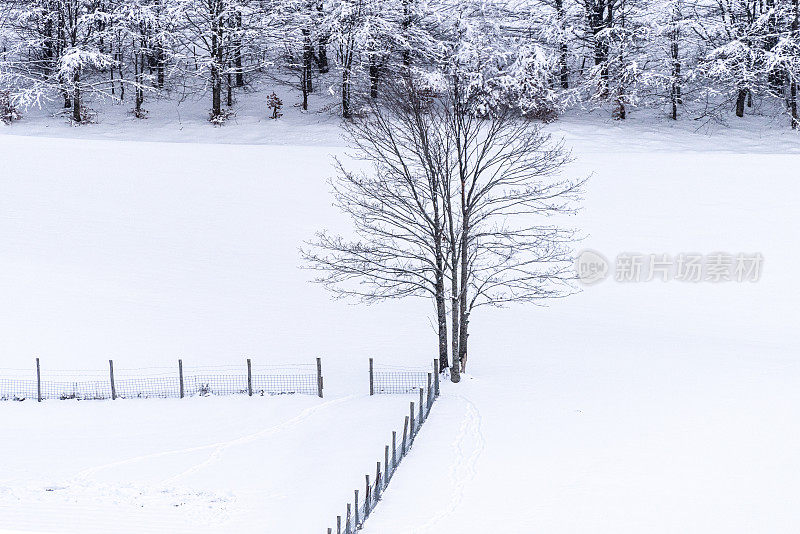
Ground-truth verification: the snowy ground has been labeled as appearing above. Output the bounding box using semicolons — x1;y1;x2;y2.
1;103;798;533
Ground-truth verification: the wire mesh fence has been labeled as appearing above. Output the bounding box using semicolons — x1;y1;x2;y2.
0;358;323;401
369;358;432;395
329;359;441;534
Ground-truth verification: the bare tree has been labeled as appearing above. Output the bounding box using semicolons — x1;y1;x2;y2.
304;75;583;382
302;78;452;371
442;75;584;374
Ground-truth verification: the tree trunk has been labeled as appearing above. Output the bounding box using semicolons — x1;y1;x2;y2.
450;250;460;382
448;207;460;382
317;0;329;73
432;183;448;372
369;60;379;99
670;2;681;119
792;0;799;128
235;11;244;86
458;201;469;373
735;88;747;117
72;69;81;122
211;0;223;119
402;0;411;67
227;72;233;106
303;30;313;96
556;0;569;88
342;65;351;118
592;0;610;97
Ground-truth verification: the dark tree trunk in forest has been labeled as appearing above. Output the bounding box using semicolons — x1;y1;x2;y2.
234;11;244;86
303;29;313;97
72;69;81;122
342;66;351;118
792;0;799;128
670;1;681;120
591;0;611;97
556;0;569;88
402;0;411;67
369;60;379;99
317;1;329;73
210;0;223;119
735;88;747;117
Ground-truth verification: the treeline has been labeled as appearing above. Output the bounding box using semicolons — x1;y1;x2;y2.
0;0;799;127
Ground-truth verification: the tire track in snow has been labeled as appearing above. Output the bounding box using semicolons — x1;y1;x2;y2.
416;394;485;533
75;395;354;484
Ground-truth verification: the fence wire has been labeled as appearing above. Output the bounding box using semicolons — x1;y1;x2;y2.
0;361;321;401
371;361;432;395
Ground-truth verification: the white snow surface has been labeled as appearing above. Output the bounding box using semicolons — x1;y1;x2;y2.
1;101;798;533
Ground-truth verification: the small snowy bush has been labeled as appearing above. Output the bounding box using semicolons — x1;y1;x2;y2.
0;91;21;124
267;92;283;119
208;108;234;126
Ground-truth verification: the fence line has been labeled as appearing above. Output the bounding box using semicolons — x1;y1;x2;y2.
369;358;432;395
0;357;324;401
328;358;441;534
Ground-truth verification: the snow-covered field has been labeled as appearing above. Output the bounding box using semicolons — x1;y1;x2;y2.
1;109;798;533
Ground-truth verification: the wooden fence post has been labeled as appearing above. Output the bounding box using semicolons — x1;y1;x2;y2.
433;359;440;397
36;357;41;402
246;358;253;397
369;358;374;395
427;373;432;410
418;388;424;423
316;357;323;398
384;445;389;481
345;503;351;534
392;430;397;469
178;359;184;399
365;474;371;517
402;416;409;455
409;402;415;441
375;461;381;498
354;489;360;527
336;515;341;534
109;359;116;400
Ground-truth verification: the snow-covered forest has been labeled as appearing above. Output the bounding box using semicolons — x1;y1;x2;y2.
1;0;800;127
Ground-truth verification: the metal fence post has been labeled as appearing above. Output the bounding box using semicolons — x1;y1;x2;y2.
178;359;184;399
316;357;323;398
36;357;41;402
109;359;116;400
246;358;253;397
369;358;374;395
